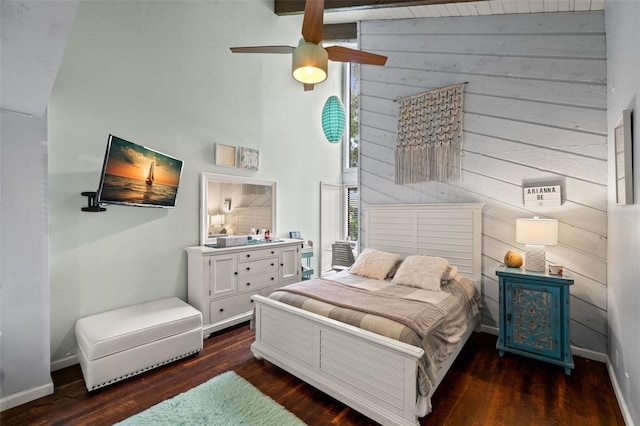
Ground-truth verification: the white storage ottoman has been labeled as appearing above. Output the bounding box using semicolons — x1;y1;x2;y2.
75;297;203;391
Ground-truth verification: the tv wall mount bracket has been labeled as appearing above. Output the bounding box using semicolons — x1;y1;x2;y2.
81;191;107;212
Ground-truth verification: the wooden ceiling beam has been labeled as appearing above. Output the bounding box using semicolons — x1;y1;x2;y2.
275;0;481;16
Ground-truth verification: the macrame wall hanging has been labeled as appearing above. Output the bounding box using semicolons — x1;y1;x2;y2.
395;82;466;184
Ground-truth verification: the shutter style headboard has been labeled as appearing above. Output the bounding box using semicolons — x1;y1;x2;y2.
362;203;484;294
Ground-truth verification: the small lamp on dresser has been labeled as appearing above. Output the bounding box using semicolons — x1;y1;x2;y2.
516;217;558;272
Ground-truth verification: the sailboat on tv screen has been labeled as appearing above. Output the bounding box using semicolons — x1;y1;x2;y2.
146;160;154;185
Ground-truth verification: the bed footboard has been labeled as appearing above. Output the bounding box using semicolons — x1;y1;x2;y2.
251;295;424;426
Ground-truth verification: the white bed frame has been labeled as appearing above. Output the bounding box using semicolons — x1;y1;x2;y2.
251;203;484;426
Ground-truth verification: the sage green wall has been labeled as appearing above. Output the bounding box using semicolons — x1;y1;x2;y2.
48;0;342;363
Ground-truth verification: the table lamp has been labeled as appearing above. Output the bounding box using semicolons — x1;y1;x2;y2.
516;217;558;272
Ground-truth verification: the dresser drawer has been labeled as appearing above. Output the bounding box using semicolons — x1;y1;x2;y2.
237;273;277;292
239;248;279;261
238;257;278;277
210;292;259;322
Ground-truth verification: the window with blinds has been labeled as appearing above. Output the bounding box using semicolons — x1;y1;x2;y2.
347;63;360;169
346;186;358;241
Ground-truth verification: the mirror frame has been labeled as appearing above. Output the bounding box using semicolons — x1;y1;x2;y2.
200;173;277;246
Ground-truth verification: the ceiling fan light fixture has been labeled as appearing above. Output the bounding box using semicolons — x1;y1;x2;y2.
292;39;328;85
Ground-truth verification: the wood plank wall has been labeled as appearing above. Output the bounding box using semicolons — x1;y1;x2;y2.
358;11;607;353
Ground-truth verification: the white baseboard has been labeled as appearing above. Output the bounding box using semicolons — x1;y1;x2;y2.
606;356;635;426
50;354;78;372
0;381;53;412
481;324;498;335
571;345;607;363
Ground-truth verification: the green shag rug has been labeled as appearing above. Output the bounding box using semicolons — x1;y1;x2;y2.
115;371;306;425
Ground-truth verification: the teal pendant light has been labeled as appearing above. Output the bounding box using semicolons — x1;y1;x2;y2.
321;96;346;144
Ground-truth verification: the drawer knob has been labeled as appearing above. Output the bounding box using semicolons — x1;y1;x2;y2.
219;308;224;312
271;251;275;254
246;254;251;258
246;282;251;286
271;263;275;266
280;263;284;266
250;299;254;303
234;272;238;275
246;267;250;271
271;277;275;281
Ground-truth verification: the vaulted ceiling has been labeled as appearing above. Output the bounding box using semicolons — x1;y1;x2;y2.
1;0;605;119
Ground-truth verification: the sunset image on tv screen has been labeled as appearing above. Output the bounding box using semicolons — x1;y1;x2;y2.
98;135;183;207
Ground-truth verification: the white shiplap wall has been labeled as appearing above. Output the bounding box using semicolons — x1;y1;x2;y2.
358;11;607;353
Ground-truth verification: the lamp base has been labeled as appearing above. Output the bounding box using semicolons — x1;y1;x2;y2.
524;245;546;272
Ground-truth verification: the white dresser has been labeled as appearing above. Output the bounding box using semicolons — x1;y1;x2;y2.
186;239;302;337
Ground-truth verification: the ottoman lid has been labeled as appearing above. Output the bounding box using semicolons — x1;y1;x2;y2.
76;297;202;361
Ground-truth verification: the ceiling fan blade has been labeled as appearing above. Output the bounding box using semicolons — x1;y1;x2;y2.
301;0;324;44
325;45;387;66
230;46;295;54
303;83;315;91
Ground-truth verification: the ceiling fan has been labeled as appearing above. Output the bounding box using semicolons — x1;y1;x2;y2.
230;0;387;91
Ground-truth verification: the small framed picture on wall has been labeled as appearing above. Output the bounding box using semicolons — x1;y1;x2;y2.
215;144;237;168
239;147;260;171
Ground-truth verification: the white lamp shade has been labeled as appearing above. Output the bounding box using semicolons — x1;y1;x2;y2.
292;39;328;85
516;218;558;246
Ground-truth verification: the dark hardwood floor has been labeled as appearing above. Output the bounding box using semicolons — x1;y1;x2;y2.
1;324;624;426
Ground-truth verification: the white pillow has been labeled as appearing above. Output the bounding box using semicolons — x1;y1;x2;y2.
350;248;400;281
392;255;450;291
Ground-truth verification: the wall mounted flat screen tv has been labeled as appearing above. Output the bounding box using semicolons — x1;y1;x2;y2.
96;134;184;208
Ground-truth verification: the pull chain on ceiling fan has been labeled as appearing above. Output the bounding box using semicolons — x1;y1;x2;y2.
230;0;387;91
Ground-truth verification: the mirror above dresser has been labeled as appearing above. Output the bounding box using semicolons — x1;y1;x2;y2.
200;173;276;246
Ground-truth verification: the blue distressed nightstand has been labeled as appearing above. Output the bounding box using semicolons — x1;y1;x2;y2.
496;265;575;374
